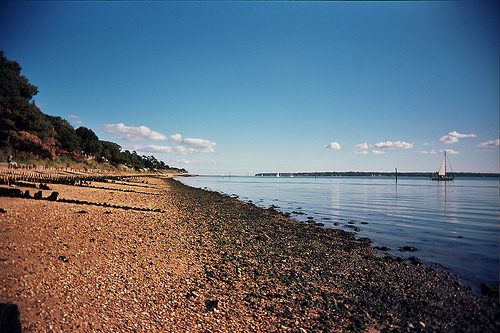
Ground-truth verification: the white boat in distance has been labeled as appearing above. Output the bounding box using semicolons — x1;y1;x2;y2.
432;151;454;181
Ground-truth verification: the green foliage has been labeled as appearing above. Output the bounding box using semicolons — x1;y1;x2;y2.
120;150;144;171
47;115;82;152
0;51;38;111
100;141;123;164
75;127;102;158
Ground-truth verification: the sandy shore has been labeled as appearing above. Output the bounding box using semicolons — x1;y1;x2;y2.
0;175;498;332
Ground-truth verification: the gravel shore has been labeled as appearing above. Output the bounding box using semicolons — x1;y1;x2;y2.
1;176;498;332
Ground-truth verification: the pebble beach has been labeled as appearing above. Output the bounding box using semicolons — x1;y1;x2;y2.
1;174;499;332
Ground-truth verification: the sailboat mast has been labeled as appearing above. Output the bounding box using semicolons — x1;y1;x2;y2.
444;151;447;174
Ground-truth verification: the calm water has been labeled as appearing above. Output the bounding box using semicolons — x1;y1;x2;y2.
179;176;499;292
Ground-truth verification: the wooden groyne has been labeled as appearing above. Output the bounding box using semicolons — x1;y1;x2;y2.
0;166;157;188
0;166;170;213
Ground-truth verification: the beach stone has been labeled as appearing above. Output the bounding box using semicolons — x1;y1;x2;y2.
357;237;372;245
33;191;43;200
0;303;22;333
480;284;499;297
400;246;418;252
255;233;270;242
409;257;423;265
205;300;218;311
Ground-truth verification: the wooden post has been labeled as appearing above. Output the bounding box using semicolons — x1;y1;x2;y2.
395;168;398;184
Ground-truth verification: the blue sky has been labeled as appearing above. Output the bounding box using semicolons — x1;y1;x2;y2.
1;1;498;175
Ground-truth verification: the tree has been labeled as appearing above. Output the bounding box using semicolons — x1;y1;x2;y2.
15;102;54;139
100;141;123;164
75;127;102;158
120;150;145;170
0;51;38;112
47;115;82;153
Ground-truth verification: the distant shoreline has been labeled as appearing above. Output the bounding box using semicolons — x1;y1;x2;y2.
255;171;500;178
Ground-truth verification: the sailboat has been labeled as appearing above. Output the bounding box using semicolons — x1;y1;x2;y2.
432;151;454;181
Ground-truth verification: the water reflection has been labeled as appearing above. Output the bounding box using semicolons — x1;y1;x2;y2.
439;181;448;211
328;185;341;218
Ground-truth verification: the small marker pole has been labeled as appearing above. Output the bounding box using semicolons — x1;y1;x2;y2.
395;168;398;184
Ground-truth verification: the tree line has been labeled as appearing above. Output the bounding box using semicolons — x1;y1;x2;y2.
0;51;186;173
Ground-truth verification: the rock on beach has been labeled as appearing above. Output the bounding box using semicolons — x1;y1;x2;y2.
0;175;498;332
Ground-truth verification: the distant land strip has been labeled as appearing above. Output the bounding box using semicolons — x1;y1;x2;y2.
255;172;500;178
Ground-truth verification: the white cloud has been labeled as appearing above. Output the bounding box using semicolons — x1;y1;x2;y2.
441;149;459;155
67;114;82;124
173;146;189;155
419;150;437;154
478;139;499;148
172;159;219;165
103;123;167;141
354;150;385;155
325;142;342;150
439;131;477;144
183;138;217;150
125;145;214;156
169;133;182;142
373;141;413;149
102;123;217;154
175;146;216;155
174;146;203;155
354;142;369;149
440;136;459;144
122;144;174;154
142;145;175;153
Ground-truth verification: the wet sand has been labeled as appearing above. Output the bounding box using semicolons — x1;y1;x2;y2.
1;176;498;332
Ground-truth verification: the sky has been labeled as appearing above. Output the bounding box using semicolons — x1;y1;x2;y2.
1;1;498;175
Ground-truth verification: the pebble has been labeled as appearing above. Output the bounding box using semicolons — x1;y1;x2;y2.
0;175;497;332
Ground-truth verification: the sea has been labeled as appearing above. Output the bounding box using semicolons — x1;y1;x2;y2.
178;176;499;293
